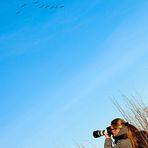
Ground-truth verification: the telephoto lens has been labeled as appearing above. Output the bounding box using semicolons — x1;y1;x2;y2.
93;126;112;138
93;130;106;138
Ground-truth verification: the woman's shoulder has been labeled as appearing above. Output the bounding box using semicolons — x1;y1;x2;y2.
116;138;133;148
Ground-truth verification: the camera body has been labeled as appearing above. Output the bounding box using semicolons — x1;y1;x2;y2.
93;126;112;138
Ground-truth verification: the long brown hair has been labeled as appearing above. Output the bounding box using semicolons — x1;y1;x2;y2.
111;118;139;148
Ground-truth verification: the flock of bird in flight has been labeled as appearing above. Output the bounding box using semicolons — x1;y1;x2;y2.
16;0;64;15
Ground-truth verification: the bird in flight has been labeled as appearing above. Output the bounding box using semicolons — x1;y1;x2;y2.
33;0;39;4
20;3;27;8
38;4;44;8
59;5;64;8
50;6;58;9
45;5;50;8
16;11;21;15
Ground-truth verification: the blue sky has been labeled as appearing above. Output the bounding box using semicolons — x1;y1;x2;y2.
0;0;148;147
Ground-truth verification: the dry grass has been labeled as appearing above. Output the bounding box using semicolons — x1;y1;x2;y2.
112;94;148;130
112;94;148;147
75;142;97;148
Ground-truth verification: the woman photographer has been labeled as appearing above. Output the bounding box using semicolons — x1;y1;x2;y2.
104;118;139;148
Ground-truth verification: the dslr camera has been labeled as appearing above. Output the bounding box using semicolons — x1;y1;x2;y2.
93;126;112;138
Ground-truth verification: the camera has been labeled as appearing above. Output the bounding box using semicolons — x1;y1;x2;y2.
93;126;112;138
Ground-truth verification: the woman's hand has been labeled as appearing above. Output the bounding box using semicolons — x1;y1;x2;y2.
104;131;111;139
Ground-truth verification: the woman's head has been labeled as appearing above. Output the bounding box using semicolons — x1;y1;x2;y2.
110;118;139;148
110;118;126;137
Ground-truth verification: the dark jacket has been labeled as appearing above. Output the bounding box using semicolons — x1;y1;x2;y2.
104;128;133;148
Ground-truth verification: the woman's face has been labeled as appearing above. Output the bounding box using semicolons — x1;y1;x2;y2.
111;126;120;137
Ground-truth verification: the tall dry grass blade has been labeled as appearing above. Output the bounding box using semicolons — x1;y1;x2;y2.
112;94;148;147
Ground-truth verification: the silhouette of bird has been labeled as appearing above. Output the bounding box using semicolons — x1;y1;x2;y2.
33;0;39;4
50;6;54;9
38;5;44;8
50;6;58;9
16;11;21;15
20;3;27;8
59;5;64;8
45;5;50;8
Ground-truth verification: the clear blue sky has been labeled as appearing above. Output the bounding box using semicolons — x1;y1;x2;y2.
0;0;148;147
